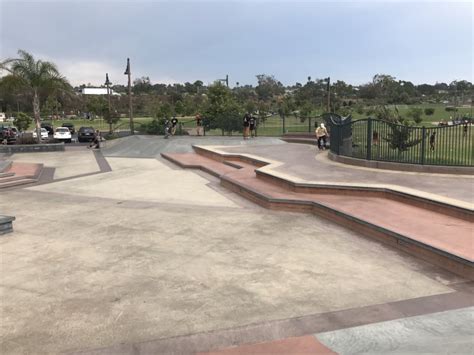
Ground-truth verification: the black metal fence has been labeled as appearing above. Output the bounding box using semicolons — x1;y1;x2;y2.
330;118;473;166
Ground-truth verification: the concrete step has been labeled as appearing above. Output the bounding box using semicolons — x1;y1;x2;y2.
0;172;15;178
0;215;15;235
0;178;37;189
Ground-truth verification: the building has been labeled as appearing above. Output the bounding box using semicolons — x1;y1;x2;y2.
80;87;121;96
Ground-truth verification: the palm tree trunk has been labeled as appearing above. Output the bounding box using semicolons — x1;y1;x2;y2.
33;89;41;143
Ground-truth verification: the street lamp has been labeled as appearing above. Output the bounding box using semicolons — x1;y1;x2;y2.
124;58;134;134
325;77;331;113
105;73;112;133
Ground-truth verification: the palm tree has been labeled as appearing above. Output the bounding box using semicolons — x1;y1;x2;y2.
1;50;71;143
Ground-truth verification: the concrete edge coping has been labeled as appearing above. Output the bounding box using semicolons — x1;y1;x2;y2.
221;174;474;265
328;151;474;175
192;145;474;212
0;143;65;153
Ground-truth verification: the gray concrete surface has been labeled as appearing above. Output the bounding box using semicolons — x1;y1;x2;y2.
316;307;474;354
102;135;285;158
219;143;474;203
0;152;464;354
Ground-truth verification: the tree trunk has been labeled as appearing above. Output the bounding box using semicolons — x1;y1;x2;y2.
33;89;42;144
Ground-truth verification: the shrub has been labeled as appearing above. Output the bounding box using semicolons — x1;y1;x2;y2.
424;108;435;116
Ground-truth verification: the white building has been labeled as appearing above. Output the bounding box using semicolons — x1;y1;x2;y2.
80;87;121;96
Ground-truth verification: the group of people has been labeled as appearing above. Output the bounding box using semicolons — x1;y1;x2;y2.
163;117;179;138
242;113;257;139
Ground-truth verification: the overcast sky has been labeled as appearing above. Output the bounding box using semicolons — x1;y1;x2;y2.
1;0;472;87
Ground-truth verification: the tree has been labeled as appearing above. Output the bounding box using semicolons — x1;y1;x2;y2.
383;123;422;155
0;50;71;142
204;82;242;135
43;95;62;119
255;74;284;102
407;107;423;124
14;112;32;132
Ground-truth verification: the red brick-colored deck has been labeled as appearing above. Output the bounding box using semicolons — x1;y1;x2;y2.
162;152;474;276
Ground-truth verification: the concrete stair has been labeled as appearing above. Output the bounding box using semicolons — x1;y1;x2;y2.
0;215;15;235
162;146;474;279
0;161;43;190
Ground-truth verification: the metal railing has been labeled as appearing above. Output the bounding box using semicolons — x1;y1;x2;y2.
329;118;473;166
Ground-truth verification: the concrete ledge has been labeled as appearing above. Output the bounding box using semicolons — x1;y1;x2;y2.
0;143;65;154
194;145;473;218
0;215;15;235
0;160;12;173
220;175;474;279
328;151;474;175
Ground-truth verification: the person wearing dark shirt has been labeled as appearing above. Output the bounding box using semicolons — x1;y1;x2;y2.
171;117;178;135
429;131;436;151
196;113;203;136
243;113;250;140
249;116;256;138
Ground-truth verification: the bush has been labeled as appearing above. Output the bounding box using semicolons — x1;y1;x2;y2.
16;133;36;145
15;112;33;132
445;106;457;112
424;108;435;116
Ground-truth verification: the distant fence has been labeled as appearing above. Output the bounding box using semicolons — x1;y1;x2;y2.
329;118;473;166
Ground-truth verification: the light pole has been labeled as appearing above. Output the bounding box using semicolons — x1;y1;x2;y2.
124;58;134;134
325;77;331;113
105;73;112;133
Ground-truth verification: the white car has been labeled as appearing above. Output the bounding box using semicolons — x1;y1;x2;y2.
32;128;49;140
53;127;72;143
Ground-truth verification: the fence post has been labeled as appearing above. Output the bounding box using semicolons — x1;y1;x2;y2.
420;126;426;165
366;117;372;160
282;115;286;135
308;117;312;133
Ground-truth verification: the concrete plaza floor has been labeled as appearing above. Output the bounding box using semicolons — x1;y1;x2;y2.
0;136;472;354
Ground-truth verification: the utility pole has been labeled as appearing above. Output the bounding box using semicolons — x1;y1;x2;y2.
326;77;331;113
105;73;112;133
124;58;134;134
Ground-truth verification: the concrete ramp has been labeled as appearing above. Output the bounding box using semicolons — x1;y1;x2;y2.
101;135;285;158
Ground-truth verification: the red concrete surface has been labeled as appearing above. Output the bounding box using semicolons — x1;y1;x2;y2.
164;153;474;263
6;162;42;178
199;335;336;355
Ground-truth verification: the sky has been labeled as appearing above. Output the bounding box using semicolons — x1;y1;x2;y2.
0;0;472;87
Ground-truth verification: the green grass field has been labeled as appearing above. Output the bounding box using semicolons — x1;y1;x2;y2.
26;104;472;137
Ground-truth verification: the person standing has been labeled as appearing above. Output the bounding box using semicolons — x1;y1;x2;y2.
249;115;256;138
315;123;328;150
88;129;101;149
243;113;250;140
196;113;203;136
429;131;436;151
171;117;178;136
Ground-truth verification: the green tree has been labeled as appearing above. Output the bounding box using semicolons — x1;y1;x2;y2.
14;112;32;132
43;95;62;119
0;49;71;142
407;107;423;124
204;82;242;135
255;74;284;102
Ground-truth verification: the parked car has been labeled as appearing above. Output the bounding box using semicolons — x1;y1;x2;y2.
32;128;49;140
62;123;75;134
53;127;72;143
40;123;54;135
77;126;95;142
